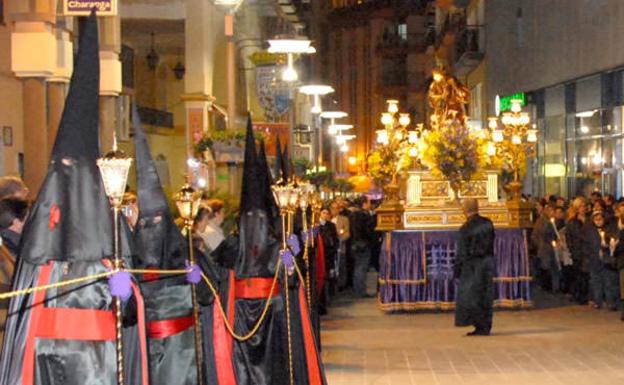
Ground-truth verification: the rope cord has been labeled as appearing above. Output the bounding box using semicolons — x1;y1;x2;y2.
199;260;282;342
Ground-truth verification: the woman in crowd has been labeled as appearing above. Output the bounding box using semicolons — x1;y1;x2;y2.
199;199;226;253
192;204;213;254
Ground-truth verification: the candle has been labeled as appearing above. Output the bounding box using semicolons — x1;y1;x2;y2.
599;230;605;243
551;240;557;248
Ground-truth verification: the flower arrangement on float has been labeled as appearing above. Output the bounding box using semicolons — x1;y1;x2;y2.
420;116;489;200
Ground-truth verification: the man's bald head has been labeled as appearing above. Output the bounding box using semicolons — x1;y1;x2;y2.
462;198;479;217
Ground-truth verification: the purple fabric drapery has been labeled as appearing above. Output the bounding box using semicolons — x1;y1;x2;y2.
378;229;532;312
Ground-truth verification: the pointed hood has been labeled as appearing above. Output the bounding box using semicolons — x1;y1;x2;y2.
258;139;278;219
274;136;283;183
133;105;187;269
281;143;290;183
239;116;264;214
236;115;280;278
20;11;119;264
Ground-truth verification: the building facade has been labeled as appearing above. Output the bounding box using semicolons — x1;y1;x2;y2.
303;0;437;170
437;0;624;199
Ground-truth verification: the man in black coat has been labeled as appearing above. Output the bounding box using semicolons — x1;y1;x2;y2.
454;198;495;336
351;196;376;298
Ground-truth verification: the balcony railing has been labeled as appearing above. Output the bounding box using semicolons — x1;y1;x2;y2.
454;25;484;76
331;0;430;11
137;106;174;129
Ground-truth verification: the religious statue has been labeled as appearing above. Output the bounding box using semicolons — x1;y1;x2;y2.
428;67;470;128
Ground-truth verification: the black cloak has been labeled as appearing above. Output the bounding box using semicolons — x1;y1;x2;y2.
132;107;197;385
454;213;495;332
0;11;148;385
200;117;326;385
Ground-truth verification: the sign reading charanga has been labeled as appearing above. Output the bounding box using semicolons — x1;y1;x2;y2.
64;0;117;16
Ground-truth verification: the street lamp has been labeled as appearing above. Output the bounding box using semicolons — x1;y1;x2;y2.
321;111;348;172
488;99;538;200
97;135;133;385
173;181;204;384
268;36;316;161
299;85;335;170
268;36;314;83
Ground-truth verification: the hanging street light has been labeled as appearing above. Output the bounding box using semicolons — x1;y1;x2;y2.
268;36;315;82
299;85;335;170
320;111;348;172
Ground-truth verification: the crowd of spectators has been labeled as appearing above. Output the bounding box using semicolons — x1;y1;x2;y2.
529;191;624;320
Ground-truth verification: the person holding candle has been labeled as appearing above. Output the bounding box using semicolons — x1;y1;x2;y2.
585;210;619;310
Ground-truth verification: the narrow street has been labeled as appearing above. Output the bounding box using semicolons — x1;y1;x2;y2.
322;293;624;385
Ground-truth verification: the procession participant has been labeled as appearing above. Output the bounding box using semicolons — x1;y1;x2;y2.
0;12;149;384
318;206;338;310
330;199;350;290
454;198;495;336
351;196;376;298
132;110;198;385
198;118;326;385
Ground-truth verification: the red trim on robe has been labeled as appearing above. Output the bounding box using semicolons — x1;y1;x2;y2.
234;277;280;299
316;235;326;298
147;316;194;339
21;262;54;385
22;261;150;385
130;279;150;385
213;270;237;385
35;308;116;340
298;286;323;385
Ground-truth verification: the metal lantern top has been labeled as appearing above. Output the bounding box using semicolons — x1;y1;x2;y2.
97;136;133;207
173;181;202;223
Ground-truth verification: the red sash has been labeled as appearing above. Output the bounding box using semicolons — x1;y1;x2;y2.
316;235;326;297
21;261;149;385
147;316;194;339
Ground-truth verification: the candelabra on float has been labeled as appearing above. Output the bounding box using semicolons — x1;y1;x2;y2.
488;99;538;200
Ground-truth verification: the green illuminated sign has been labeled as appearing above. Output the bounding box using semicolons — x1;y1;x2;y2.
495;92;526;116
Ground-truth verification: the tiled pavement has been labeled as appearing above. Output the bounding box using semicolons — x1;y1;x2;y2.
321;293;624;385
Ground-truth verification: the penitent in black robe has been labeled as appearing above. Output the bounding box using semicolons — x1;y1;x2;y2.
132;109;197;385
198;118;326;385
0;12;149;385
454;214;495;332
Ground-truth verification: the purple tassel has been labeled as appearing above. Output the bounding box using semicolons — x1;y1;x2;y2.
186;262;201;284
108;270;132;301
280;249;295;275
287;233;301;255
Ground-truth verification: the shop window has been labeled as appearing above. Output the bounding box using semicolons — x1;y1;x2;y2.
574;109;602;137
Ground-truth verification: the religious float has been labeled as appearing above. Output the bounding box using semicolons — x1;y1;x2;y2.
370;68;537;312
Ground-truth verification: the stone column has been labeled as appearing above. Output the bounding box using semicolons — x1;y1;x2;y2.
183;0;225;154
22;79;48;195
225;13;236;129
98;16;122;152
8;0;57;196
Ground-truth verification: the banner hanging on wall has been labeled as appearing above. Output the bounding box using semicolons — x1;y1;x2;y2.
63;0;117;16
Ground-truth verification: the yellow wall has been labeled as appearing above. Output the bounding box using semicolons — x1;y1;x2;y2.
0;19;24;176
